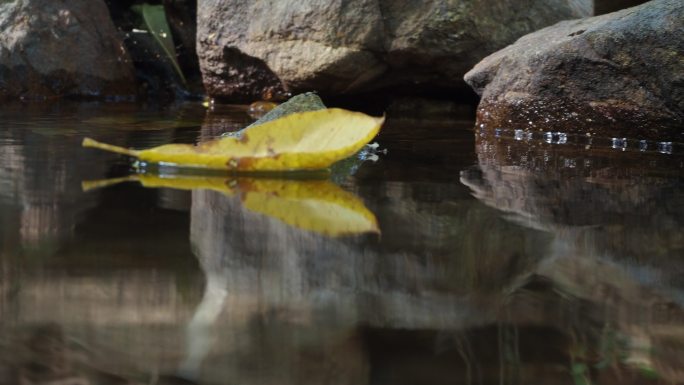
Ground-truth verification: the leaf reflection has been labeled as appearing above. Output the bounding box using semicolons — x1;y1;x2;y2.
83;174;379;237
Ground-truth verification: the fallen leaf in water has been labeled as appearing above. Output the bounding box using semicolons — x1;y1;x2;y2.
82;108;384;172
83;175;379;237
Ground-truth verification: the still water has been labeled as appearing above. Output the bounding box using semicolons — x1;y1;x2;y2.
0;102;682;385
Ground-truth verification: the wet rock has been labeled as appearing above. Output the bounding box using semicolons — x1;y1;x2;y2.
0;0;136;100
249;92;326;127
196;0;591;101
465;0;684;140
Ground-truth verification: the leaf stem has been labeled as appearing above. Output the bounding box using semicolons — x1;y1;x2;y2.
82;137;140;157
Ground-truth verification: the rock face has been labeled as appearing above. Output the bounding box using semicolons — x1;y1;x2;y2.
0;0;135;100
196;0;591;101
465;0;684;139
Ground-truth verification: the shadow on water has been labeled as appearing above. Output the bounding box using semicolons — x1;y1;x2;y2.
0;102;683;384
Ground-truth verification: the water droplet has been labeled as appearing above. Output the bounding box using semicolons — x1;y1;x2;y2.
639;140;648;151
544;132;566;144
544;132;553;143
611;138;627;151
658;142;673;154
557;132;567;144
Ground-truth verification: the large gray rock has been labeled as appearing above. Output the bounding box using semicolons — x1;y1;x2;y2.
196;0;591;101
0;0;136;100
465;0;684;139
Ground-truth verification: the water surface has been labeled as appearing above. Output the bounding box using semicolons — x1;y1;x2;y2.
0;102;683;385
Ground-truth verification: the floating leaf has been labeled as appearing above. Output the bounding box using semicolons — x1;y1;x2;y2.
132;3;186;85
83;175;379;236
82;108;385;172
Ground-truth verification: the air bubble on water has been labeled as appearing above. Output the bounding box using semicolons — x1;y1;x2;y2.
544;132;566;144
611;137;627;151
658;142;673;154
365;154;380;162
160;32;167;38
557;132;567;144
638;140;648;151
221;131;243;139
544;132;553;143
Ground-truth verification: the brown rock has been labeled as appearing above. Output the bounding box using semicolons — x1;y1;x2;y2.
465;0;684;140
0;0;136;100
196;0;591;101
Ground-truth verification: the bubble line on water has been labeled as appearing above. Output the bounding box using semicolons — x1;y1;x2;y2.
478;126;683;156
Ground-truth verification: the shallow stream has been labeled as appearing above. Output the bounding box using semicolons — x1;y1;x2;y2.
0;102;682;384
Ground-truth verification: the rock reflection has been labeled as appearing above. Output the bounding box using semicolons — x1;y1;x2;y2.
461;125;684;382
0;126;107;257
5;105;684;383
183;172;551;383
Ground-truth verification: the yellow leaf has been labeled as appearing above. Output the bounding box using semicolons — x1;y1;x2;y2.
239;179;379;236
82;175;379;237
82;108;385;172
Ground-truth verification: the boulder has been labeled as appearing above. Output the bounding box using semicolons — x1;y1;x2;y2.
465;0;684;140
196;0;591;101
0;0;136;100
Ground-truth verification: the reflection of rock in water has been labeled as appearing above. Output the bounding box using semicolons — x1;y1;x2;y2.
3;323;136;385
190;184;550;327
185;181;550;382
457;127;684;383
0;123;108;256
504;255;684;384
461;129;684;267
